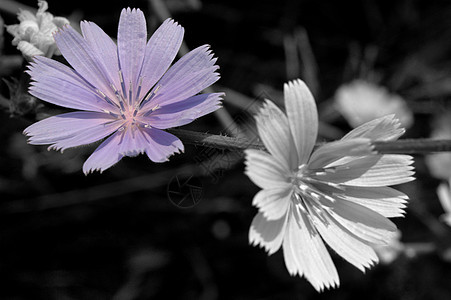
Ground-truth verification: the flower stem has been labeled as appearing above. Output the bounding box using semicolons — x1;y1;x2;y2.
168;128;451;154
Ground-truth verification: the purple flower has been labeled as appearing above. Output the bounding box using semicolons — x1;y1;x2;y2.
24;8;222;174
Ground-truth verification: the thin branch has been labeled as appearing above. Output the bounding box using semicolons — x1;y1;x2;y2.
168;128;451;154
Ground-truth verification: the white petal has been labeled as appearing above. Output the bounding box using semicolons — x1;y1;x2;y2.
249;212;288;255
255;100;297;169
244;149;291;189
308;138;374;170
334;186;408;218
312;211;379;272
326;199;398;245
438;181;451;214
313;155;415;187
252;187;292;220
282;206;339;291
342;114;405;142
284;79;318;165
17;40;44;57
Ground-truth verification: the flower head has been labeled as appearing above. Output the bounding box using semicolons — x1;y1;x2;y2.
6;0;70;58
24;8;222;174
334;79;413;128
245;79;414;291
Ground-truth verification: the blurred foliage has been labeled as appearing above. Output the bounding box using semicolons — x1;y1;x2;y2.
1;0;451;299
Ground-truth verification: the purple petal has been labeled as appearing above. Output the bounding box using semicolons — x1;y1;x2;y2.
24;112;121;151
142;128;184;162
82;131;125;174
145;45;219;108
80;21;121;91
28;56;112;112
54;25;117;100
83;126;184;174
138;19;184;98
117;8;146;105
146;93;223;129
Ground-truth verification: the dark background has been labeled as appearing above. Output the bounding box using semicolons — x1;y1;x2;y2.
1;0;451;299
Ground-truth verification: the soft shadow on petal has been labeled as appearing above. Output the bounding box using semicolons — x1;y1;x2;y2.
255;100;298;170
139;19;184;96
117;8;147;103
313;154;415;187
308;138;373;170
82;131;126;174
284;79;318;165
342;114;405;142
334;186;408;218
141;128;184;162
24;112;120;151
249;212;287;255
80;21;120;90
146;93;223;129
325;199;398;245
147;45;219;107
312;210;379;272
283;207;339;292
54;25;117;99
252;187;292;220
28;56;112;112
244;149;291;189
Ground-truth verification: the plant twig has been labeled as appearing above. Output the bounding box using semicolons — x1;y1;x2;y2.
168;128;451;154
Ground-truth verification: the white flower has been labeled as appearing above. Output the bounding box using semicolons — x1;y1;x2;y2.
335;79;413;129
425;111;451;180
437;179;451;227
6;0;69;59
245;79;414;291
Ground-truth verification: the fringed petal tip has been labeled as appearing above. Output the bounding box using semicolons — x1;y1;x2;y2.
248;213;286;255
343;114;406;142
52;23;71;37
121;7;144;15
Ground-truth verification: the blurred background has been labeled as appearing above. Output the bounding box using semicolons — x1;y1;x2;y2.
1;0;451;299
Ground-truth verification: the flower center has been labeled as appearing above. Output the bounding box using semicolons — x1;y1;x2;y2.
96;71;162;130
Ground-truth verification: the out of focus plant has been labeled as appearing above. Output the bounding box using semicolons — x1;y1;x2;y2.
334;79;413;129
426;111;451;180
6;0;69;59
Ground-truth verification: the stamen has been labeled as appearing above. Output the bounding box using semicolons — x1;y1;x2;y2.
119;70;127;99
129;80;133;106
139;84;162;109
111;83;126;111
143;104;160;117
96;89;119;108
135;77;144;101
